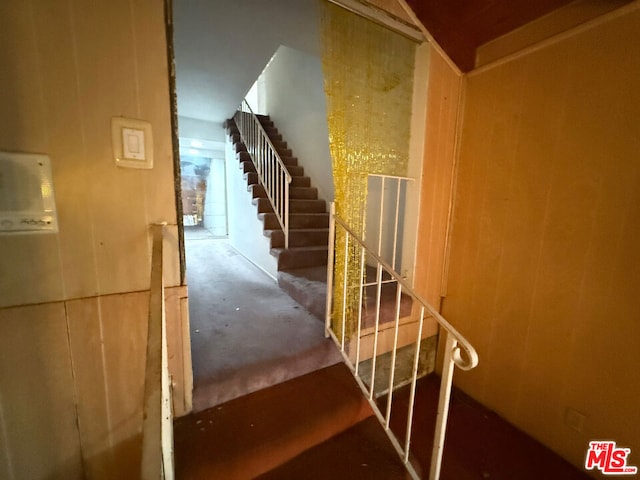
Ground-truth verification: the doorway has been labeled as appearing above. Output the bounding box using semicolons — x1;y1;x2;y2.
178;137;228;238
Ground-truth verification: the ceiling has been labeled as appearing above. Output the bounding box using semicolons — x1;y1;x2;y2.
403;0;632;71
172;0;631;139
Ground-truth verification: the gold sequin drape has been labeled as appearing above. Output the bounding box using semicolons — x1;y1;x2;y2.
321;2;415;338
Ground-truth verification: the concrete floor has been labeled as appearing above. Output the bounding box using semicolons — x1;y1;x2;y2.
184;227;341;411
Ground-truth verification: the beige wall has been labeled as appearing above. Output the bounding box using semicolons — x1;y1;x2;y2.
0;1;187;479
443;4;640;471
414;45;463;309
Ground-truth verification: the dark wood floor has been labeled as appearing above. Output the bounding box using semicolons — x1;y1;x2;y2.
385;374;591;480
174;364;591;479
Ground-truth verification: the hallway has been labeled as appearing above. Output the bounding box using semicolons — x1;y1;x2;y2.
184;227;340;411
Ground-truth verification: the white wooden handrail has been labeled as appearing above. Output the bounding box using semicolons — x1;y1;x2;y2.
325;203;478;479
234;100;292;248
141;223;174;480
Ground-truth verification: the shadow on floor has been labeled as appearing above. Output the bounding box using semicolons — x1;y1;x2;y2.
184;227;340;411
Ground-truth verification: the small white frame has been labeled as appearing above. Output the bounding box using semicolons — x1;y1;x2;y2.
111;117;154;169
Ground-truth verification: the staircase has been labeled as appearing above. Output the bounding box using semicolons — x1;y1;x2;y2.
174;363;411;479
174;362;591;479
224;114;329;272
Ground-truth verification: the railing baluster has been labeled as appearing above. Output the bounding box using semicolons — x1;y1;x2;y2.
404;306;425;462
392;178;401;272
384;281;403;428
369;261;383;400
233;100;291;251
341;233;349;351
323;212;478;480
354;243;365;375
378;176;385;257
429;333;458;480
325;203;336;338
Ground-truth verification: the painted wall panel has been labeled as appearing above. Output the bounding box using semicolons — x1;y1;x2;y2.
444;5;640;470
0;0;179;309
0;1;187;478
0;303;83;480
413;45;461;308
260;45;334;203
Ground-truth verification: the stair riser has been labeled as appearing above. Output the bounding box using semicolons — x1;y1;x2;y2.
245;172;259;185
263;128;280;138
289;200;326;213
274;248;328;269
242;161;256;174
287;166;304;176
268;230;329;248
289;187;317;199
291;176;311;187
248;173;309;188
251;185;318;200
261;213;329;229
253;198;274;213
237;151;297;167
271;140;287;150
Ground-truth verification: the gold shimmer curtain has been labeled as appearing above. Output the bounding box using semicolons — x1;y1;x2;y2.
321;1;415;338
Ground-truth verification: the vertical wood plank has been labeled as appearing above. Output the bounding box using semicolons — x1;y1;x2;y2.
32;0;99;299
66;296;112;479
100;292;148;479
444;6;640;468
0;303;83;479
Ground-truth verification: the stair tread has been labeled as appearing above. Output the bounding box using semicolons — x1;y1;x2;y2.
174;363;372;480
256;416;410;480
264;228;329;234
271;245;328;252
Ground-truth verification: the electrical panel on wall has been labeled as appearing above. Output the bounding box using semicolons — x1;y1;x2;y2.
0;152;59;234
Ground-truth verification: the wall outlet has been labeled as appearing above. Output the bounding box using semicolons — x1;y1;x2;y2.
565;407;586;432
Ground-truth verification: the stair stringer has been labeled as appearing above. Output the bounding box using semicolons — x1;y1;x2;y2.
225;135;278;279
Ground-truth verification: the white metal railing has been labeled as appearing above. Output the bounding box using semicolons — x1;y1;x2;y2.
366;173;414;276
141;223;174;480
234;100;292;248
325;203;479;480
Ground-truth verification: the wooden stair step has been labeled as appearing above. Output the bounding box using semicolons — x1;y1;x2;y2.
271;139;287;150
265;228;329;248
245;172;259;185
250;185;317;200
271;245;328;269
277;147;293;157
237;151;297;167
291;176;311;187
256;416;411;480
260;212;329;229
252;197;274;213
290;186;317;199
280;156;298;166
241;161;256;174
286;165;303;176
289;199;326;213
174;363;373;480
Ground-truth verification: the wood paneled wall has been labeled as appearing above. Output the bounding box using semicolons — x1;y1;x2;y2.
0;0;180;309
443;4;640;470
413;45;463;309
0;286;189;480
0;1;189;479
